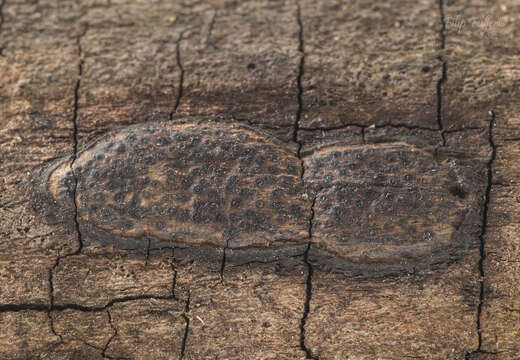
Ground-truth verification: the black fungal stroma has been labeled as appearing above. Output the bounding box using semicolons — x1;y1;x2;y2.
33;118;485;276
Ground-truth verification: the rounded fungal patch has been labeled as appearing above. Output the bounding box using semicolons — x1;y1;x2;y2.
43;121;311;248
304;142;481;271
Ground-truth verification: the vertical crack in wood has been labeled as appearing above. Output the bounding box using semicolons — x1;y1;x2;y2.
144;238;151;266
293;3;304;156
219;244;227;282
170;31;185;120
436;0;447;145
47;265;59;337
167;237;178;300
102;310;117;359
70;24;88;257
300;195;318;360
294;2;318;359
47;23;89;340
44;16;86;332
170;252;178;300
475;111;497;356
180;292;191;359
465;111;497;360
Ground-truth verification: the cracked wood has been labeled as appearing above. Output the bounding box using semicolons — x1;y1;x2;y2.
1;0;518;359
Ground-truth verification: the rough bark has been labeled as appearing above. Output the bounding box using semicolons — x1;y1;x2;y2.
0;0;518;359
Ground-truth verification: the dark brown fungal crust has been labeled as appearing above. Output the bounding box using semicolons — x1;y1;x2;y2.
35;119;310;250
304;142;486;276
32;118;485;277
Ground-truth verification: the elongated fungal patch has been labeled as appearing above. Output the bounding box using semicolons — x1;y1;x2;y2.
304;142;483;275
33;120;484;275
37;121;311;249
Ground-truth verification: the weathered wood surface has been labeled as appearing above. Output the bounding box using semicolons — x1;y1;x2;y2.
0;0;519;359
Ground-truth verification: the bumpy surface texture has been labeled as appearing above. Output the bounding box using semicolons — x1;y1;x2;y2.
305;143;483;275
42;121;309;249
38;120;484;277
2;0;519;358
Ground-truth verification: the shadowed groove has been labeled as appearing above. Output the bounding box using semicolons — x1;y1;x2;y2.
294;2;319;358
436;0;447;145
468;111;496;358
170;31;185;119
